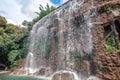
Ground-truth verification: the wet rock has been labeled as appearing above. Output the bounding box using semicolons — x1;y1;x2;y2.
33;67;46;76
87;76;101;80
33;67;51;77
75;60;91;78
0;71;10;75
12;69;27;75
51;71;75;80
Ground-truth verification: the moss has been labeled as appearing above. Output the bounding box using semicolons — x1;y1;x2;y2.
70;51;81;60
98;61;107;73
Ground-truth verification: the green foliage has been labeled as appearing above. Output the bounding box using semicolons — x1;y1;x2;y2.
0;3;55;69
0;16;7;27
0;16;29;69
22;3;55;30
34;3;55;23
101;6;114;13
8;50;20;64
22;20;33;31
106;36;120;52
106;35;116;46
106;45;117;52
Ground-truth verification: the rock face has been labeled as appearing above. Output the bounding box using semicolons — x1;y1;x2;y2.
22;0;120;80
86;76;101;80
92;0;120;80
94;50;120;80
25;0;96;79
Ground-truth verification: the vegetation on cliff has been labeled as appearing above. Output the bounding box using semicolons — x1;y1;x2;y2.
106;36;120;52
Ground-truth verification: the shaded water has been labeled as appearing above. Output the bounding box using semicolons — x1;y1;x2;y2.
0;75;48;80
0;75;100;80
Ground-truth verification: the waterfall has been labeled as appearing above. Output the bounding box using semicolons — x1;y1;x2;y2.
24;0;99;80
25;52;39;74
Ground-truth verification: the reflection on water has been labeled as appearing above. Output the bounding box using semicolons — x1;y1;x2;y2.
0;75;48;80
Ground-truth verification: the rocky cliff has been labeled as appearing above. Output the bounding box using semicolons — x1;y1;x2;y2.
15;0;120;80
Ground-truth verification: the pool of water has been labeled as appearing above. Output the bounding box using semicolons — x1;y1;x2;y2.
0;75;49;80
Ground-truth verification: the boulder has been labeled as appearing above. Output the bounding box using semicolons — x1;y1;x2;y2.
51;71;76;80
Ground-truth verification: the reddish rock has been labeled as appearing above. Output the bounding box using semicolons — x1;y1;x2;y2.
52;71;75;80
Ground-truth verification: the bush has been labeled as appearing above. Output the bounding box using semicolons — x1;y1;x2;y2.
106;35;120;52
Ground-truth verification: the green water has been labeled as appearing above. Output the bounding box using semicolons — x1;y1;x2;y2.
0;75;48;80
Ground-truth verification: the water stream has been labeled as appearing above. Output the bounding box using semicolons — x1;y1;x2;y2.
24;0;99;80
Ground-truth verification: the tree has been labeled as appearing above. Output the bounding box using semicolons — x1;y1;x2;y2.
22;3;55;31
0;16;29;69
0;16;7;28
34;3;55;23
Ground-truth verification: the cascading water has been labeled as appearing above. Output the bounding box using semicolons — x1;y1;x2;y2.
25;52;38;74
25;25;50;74
24;0;100;80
